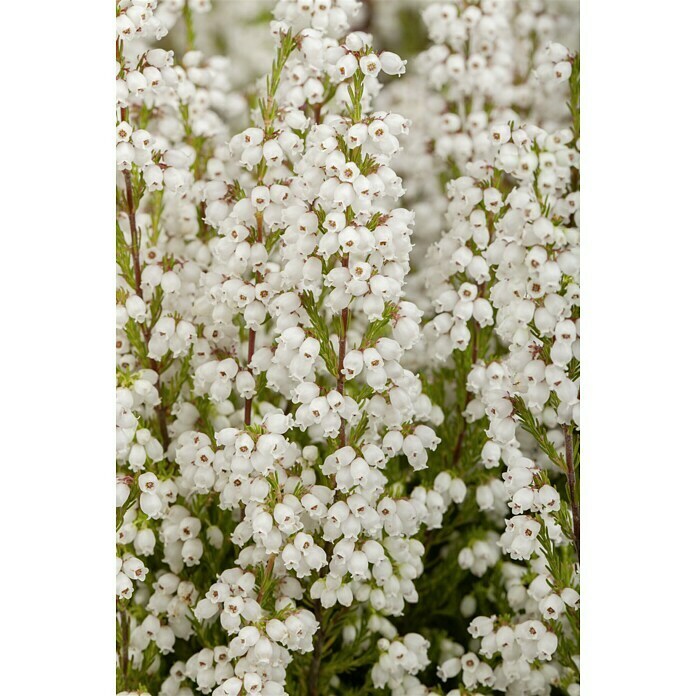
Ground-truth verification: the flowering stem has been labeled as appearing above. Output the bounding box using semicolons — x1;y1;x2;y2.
183;1;196;52
337;257;349;447
563;425;580;559
120;149;172;450
242;34;296;426
569;54;580;144
244;212;264;426
119;97;173;451
244;334;256;426
125;177;142;297
121;165;142;298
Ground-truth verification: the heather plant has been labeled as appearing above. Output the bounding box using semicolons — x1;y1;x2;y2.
116;2;579;694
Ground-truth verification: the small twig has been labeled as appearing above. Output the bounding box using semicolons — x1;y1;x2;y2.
337;258;349;447
312;102;323;124
244;327;256;426
155;405;171;452
119;135;171;451
120;127;143;299
123;172;140;295
451;427;465;468
563;425;580;560
244;213;264;426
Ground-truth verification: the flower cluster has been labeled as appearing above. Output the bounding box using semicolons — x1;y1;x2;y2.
371;632;431;693
115;1;579;694
400;2;580;694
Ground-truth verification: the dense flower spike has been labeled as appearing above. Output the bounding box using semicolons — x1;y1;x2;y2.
116;2;579;694
396;2;581;694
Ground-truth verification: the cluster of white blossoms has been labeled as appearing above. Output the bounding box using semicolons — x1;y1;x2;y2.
386;2;581;695
116;1;579;694
371;633;431;693
377;0;578;260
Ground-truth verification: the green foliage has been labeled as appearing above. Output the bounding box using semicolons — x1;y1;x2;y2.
300;290;339;376
116;221;135;290
361;303;398;348
513;397;568;473
123;318;149;365
347;69;365;123
160;347;193;407
115;7;581;695
568;54;580;144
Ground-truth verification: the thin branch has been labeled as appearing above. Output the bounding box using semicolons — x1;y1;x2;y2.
563;424;580;560
243;330;256;426
244;212;264;426
120;112;143;298
337;257;349;447
119;134;172;451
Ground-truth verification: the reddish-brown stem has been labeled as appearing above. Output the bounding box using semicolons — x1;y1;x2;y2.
244;328;256;426
124;171;142;298
337;257;349;447
119;103;143;300
563;425;580;560
244;213;264;426
155;403;170;452
451;425;465;470
312;102;323;125
121;156;143;299
119;112;171;451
